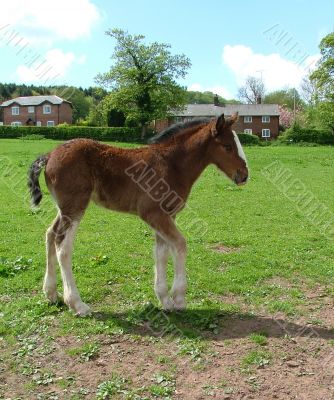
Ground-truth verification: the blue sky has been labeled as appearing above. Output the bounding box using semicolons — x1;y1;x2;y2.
0;0;333;99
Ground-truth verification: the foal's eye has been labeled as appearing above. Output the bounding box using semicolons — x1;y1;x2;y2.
223;144;232;152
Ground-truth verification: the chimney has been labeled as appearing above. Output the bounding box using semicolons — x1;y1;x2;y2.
256;96;262;104
214;94;219;106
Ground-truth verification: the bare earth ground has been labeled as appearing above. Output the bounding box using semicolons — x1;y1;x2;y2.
1;283;334;400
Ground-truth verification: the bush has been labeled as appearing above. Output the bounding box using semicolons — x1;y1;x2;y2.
237;133;260;145
0;125;142;143
280;124;334;145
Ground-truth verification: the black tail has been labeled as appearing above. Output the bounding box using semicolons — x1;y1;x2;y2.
28;155;48;207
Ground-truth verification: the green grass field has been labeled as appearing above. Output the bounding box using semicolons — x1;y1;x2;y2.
1;139;334;399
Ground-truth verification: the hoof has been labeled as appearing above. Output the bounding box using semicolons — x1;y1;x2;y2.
172;296;186;311
162;296;175;312
44;289;59;304
74;302;92;317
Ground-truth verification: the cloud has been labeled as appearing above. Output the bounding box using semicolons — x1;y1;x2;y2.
187;83;232;99
207;85;232;100
16;49;86;83
222;45;320;92
0;0;100;44
188;83;202;92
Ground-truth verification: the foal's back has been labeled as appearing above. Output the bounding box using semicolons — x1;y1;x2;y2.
44;138;167;217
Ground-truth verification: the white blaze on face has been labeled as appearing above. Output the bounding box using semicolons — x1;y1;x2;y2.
232;130;248;167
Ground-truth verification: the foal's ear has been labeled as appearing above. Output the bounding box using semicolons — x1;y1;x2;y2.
226;112;239;126
213;113;225;135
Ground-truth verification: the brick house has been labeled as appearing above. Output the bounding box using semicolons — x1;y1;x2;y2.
0;95;73;127
155;102;280;140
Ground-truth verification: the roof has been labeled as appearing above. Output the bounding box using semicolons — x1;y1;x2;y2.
172;103;280;117
1;95;72;107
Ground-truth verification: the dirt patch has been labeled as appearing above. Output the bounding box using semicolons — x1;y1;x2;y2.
301;286;334;328
1;286;334;399
264;276;295;289
264;279;334;328
1;317;334;399
211;244;241;254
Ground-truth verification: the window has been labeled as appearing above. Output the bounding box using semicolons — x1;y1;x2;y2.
12;106;20;115
43;104;52;114
28;106;35;113
47;121;55;127
244;116;252;123
36;121;41;127
262;129;271;138
244;129;252;134
11;121;22;126
262;115;270;123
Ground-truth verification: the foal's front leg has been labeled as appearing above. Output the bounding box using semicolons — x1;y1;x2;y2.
145;213;187;311
154;234;174;311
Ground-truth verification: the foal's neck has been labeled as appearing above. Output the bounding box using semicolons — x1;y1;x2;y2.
167;128;211;187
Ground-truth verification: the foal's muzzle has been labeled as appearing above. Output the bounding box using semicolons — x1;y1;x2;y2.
234;168;249;186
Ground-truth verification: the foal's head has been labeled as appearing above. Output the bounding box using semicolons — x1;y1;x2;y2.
208;113;248;185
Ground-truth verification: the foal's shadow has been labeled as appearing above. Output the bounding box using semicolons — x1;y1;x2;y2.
92;303;334;341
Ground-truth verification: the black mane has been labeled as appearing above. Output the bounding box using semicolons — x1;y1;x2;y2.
149;118;211;144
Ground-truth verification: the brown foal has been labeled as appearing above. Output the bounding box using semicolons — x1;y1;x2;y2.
28;113;248;316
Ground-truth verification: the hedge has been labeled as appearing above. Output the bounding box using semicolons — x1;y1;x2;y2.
0;125;265;145
236;133;260;145
280;125;334;145
0;125;142;142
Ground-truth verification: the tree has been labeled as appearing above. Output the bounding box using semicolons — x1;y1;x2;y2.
278;105;296;128
300;75;317;106
310;32;334;102
52;87;92;123
95;29;191;137
237;76;265;104
186;91;226;105
308;32;334;131
87;102;107;126
83;86;108;101
264;88;304;110
107;108;125;127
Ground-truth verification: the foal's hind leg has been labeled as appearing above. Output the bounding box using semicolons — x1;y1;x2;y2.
154;234;173;311
55;215;91;316
43;214;60;303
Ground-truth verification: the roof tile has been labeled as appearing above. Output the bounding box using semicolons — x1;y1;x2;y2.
172;103;280;117
1;95;71;107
